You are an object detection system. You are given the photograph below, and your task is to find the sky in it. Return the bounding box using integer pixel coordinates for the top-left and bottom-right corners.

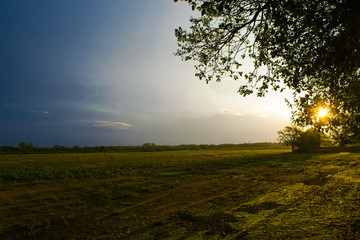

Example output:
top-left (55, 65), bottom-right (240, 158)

top-left (0, 0), bottom-right (292, 147)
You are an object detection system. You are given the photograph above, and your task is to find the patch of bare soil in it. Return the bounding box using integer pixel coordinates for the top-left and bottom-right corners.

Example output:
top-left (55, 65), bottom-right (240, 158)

top-left (237, 201), bottom-right (282, 214)
top-left (176, 211), bottom-right (237, 235)
top-left (303, 172), bottom-right (331, 186)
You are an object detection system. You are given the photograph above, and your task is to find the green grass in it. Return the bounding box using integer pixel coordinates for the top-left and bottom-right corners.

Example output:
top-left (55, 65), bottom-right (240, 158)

top-left (0, 148), bottom-right (359, 239)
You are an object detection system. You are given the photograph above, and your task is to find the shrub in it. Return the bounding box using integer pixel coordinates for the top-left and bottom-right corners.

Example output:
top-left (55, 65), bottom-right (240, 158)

top-left (298, 130), bottom-right (321, 152)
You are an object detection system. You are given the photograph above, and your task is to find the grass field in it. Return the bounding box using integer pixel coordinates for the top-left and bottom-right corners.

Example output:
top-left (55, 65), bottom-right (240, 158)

top-left (1, 147), bottom-right (359, 239)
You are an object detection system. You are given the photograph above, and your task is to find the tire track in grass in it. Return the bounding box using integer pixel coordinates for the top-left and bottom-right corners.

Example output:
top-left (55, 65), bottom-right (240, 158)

top-left (114, 176), bottom-right (250, 216)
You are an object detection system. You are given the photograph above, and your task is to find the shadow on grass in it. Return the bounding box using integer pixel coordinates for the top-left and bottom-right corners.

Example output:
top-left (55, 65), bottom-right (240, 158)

top-left (237, 201), bottom-right (283, 214)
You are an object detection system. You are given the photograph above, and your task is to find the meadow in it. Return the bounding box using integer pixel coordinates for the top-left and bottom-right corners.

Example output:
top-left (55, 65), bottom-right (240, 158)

top-left (0, 147), bottom-right (359, 239)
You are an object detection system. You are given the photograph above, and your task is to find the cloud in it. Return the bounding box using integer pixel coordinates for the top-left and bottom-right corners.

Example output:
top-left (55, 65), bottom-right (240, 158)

top-left (220, 108), bottom-right (243, 117)
top-left (93, 120), bottom-right (132, 130)
top-left (32, 110), bottom-right (50, 115)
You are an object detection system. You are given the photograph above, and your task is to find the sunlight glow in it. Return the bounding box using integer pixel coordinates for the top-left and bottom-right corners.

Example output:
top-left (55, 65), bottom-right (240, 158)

top-left (317, 108), bottom-right (328, 118)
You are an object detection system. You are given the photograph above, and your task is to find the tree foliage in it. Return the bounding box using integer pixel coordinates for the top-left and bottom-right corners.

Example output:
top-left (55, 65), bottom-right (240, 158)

top-left (0, 142), bottom-right (284, 154)
top-left (278, 126), bottom-right (323, 152)
top-left (277, 125), bottom-right (302, 152)
top-left (298, 129), bottom-right (321, 152)
top-left (175, 0), bottom-right (360, 143)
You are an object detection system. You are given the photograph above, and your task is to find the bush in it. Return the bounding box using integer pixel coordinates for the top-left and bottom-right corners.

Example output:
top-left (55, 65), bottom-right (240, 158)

top-left (298, 130), bottom-right (321, 152)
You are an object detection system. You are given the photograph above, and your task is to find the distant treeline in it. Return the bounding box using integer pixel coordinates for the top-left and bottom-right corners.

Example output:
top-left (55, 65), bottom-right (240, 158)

top-left (0, 142), bottom-right (285, 154)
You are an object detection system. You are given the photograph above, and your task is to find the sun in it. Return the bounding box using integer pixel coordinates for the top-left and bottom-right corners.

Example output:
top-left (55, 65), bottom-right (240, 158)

top-left (317, 107), bottom-right (328, 118)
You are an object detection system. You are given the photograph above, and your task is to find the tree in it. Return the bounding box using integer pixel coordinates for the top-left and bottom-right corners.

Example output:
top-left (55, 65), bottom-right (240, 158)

top-left (27, 142), bottom-right (35, 152)
top-left (19, 141), bottom-right (27, 153)
top-left (298, 129), bottom-right (321, 152)
top-left (141, 143), bottom-right (157, 152)
top-left (290, 77), bottom-right (360, 146)
top-left (277, 125), bottom-right (302, 152)
top-left (175, 0), bottom-right (360, 143)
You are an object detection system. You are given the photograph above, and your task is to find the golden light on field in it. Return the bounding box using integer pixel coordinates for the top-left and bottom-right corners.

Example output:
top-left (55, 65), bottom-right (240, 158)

top-left (317, 107), bottom-right (328, 118)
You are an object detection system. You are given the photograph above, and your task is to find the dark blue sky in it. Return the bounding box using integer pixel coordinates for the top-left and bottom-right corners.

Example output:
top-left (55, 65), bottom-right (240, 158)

top-left (0, 0), bottom-right (291, 147)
